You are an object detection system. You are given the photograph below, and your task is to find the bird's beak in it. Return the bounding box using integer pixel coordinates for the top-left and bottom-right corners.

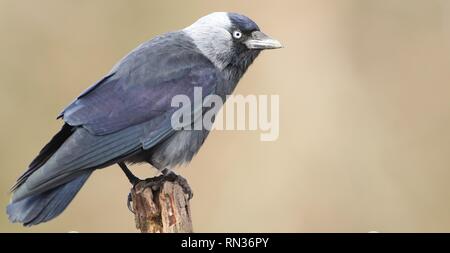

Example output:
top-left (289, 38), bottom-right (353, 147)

top-left (244, 31), bottom-right (283, 50)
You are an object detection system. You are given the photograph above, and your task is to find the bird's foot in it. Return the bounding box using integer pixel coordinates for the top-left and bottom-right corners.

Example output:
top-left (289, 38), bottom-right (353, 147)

top-left (126, 171), bottom-right (193, 214)
top-left (164, 172), bottom-right (194, 200)
top-left (140, 171), bottom-right (193, 200)
top-left (127, 192), bottom-right (134, 214)
top-left (129, 177), bottom-right (141, 187)
top-left (140, 175), bottom-right (165, 191)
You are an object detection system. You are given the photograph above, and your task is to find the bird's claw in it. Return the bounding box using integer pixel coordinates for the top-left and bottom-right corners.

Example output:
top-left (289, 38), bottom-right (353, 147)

top-left (127, 192), bottom-right (135, 214)
top-left (141, 172), bottom-right (194, 200)
top-left (141, 175), bottom-right (165, 191)
top-left (164, 172), bottom-right (194, 200)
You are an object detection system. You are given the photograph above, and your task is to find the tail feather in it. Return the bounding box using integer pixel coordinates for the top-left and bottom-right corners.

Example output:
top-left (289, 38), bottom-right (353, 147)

top-left (7, 121), bottom-right (149, 226)
top-left (7, 171), bottom-right (91, 226)
top-left (11, 124), bottom-right (74, 192)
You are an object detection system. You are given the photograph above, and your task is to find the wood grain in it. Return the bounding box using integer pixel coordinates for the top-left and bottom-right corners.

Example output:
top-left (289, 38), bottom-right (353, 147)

top-left (131, 180), bottom-right (193, 233)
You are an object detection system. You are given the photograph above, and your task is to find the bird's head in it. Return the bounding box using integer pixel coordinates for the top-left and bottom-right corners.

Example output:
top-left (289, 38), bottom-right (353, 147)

top-left (184, 12), bottom-right (282, 76)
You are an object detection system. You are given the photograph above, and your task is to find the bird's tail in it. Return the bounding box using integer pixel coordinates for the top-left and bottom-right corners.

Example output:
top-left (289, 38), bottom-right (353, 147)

top-left (6, 171), bottom-right (92, 226)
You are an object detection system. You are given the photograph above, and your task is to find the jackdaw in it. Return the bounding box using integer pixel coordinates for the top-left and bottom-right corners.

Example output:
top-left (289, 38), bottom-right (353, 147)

top-left (7, 12), bottom-right (282, 226)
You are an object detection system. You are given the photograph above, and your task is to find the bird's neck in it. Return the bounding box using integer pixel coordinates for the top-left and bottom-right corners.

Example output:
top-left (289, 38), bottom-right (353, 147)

top-left (220, 50), bottom-right (260, 94)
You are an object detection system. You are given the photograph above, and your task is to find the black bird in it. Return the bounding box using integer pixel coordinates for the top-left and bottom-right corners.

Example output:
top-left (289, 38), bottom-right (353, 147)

top-left (7, 12), bottom-right (282, 226)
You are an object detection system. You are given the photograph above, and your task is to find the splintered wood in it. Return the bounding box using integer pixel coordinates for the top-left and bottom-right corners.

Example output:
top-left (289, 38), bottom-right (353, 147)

top-left (130, 180), bottom-right (193, 233)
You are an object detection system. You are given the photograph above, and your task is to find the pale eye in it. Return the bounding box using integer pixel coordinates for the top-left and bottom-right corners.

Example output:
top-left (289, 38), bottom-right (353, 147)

top-left (233, 30), bottom-right (242, 39)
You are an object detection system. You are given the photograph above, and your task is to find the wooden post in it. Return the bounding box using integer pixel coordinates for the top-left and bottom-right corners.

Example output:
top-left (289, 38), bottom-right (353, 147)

top-left (130, 179), bottom-right (193, 233)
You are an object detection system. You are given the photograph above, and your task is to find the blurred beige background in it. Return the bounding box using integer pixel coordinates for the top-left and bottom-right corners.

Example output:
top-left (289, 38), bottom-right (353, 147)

top-left (1, 0), bottom-right (450, 232)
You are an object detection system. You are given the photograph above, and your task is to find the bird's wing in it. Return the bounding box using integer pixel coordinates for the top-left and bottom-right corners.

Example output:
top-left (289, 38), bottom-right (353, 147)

top-left (60, 32), bottom-right (221, 137)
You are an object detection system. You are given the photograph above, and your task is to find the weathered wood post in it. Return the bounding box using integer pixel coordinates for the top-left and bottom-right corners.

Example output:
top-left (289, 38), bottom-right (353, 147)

top-left (130, 179), bottom-right (193, 233)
